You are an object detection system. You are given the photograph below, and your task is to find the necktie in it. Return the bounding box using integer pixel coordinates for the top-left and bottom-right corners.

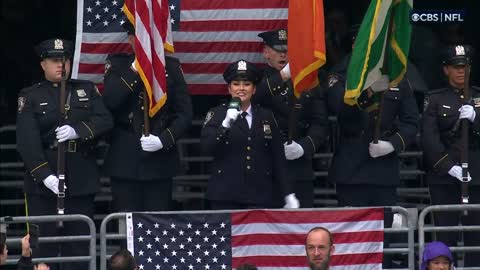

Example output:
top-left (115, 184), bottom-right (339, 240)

top-left (239, 111), bottom-right (249, 130)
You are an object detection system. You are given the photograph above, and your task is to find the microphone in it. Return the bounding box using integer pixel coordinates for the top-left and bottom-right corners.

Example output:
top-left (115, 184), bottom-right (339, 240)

top-left (228, 97), bottom-right (241, 110)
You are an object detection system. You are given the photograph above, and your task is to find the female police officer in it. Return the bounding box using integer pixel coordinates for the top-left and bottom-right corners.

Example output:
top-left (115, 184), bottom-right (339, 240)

top-left (16, 38), bottom-right (113, 269)
top-left (422, 45), bottom-right (480, 267)
top-left (201, 60), bottom-right (299, 209)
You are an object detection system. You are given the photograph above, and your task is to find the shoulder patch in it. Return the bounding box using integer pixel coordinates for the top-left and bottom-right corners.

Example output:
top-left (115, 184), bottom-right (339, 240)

top-left (18, 97), bottom-right (26, 113)
top-left (204, 111), bottom-right (214, 126)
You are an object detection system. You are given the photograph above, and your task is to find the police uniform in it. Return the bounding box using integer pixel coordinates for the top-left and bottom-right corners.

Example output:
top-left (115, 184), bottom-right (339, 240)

top-left (327, 58), bottom-right (419, 208)
top-left (422, 45), bottom-right (480, 267)
top-left (201, 60), bottom-right (290, 209)
top-left (102, 31), bottom-right (193, 211)
top-left (253, 29), bottom-right (328, 207)
top-left (16, 39), bottom-right (113, 269)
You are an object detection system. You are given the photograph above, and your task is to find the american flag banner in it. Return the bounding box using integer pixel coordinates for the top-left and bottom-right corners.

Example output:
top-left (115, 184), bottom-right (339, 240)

top-left (124, 0), bottom-right (172, 116)
top-left (126, 208), bottom-right (385, 270)
top-left (72, 0), bottom-right (288, 95)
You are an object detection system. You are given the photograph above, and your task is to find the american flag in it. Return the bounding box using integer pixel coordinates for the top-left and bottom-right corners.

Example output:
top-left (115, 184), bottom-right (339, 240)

top-left (126, 208), bottom-right (384, 270)
top-left (72, 0), bottom-right (288, 95)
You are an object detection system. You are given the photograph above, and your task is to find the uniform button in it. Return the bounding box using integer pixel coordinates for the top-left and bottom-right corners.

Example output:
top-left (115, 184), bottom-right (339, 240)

top-left (443, 114), bottom-right (447, 117)
top-left (217, 169), bottom-right (222, 173)
top-left (225, 141), bottom-right (229, 144)
top-left (246, 146), bottom-right (251, 151)
top-left (247, 137), bottom-right (251, 141)
top-left (246, 165), bottom-right (251, 170)
top-left (246, 156), bottom-right (251, 160)
top-left (131, 83), bottom-right (134, 86)
top-left (461, 95), bottom-right (464, 99)
top-left (216, 137), bottom-right (220, 140)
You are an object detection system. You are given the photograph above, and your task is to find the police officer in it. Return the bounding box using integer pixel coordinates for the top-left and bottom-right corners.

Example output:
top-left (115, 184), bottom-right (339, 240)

top-left (254, 29), bottom-right (328, 208)
top-left (102, 22), bottom-right (193, 212)
top-left (201, 60), bottom-right (299, 209)
top-left (16, 38), bottom-right (113, 270)
top-left (422, 45), bottom-right (480, 267)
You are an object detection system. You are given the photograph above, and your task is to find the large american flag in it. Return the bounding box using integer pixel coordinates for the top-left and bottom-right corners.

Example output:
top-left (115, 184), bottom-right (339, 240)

top-left (72, 0), bottom-right (288, 95)
top-left (126, 208), bottom-right (384, 270)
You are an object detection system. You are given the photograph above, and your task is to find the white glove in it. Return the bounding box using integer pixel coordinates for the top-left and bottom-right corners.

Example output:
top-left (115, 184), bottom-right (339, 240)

top-left (43, 175), bottom-right (59, 194)
top-left (459, 105), bottom-right (476, 122)
top-left (221, 109), bottom-right (241, 128)
top-left (369, 140), bottom-right (395, 158)
top-left (283, 193), bottom-right (300, 208)
top-left (369, 75), bottom-right (389, 93)
top-left (55, 125), bottom-right (79, 143)
top-left (284, 141), bottom-right (304, 160)
top-left (280, 63), bottom-right (291, 80)
top-left (448, 165), bottom-right (472, 182)
top-left (140, 134), bottom-right (163, 152)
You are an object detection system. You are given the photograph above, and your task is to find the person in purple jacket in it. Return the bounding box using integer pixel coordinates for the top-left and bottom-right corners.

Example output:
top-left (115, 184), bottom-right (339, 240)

top-left (421, 241), bottom-right (455, 270)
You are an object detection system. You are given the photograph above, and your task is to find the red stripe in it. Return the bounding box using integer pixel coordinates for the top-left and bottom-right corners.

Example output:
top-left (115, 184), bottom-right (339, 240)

top-left (175, 41), bottom-right (263, 53)
top-left (78, 63), bottom-right (104, 74)
top-left (232, 253), bottom-right (383, 267)
top-left (331, 252), bottom-right (383, 266)
top-left (182, 63), bottom-right (267, 74)
top-left (188, 84), bottom-right (228, 95)
top-left (231, 231), bottom-right (384, 246)
top-left (81, 43), bottom-right (132, 54)
top-left (181, 0), bottom-right (288, 10)
top-left (179, 20), bottom-right (287, 32)
top-left (232, 209), bottom-right (384, 224)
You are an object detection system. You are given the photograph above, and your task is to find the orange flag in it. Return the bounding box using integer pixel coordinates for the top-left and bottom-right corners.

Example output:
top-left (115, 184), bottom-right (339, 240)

top-left (288, 0), bottom-right (326, 97)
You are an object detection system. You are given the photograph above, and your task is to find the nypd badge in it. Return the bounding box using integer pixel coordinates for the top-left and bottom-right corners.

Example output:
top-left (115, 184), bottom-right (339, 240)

top-left (76, 89), bottom-right (87, 97)
top-left (17, 97), bottom-right (26, 112)
top-left (54, 39), bottom-right (64, 50)
top-left (204, 111), bottom-right (214, 126)
top-left (278, 29), bottom-right (287, 40)
top-left (473, 97), bottom-right (480, 108)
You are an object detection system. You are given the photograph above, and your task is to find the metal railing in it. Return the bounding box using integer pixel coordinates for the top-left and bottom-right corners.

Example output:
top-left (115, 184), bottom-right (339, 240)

top-left (0, 214), bottom-right (96, 270)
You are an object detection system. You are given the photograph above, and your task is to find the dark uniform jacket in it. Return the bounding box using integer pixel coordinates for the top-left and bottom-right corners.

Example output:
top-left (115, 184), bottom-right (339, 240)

top-left (422, 85), bottom-right (480, 185)
top-left (102, 54), bottom-right (193, 180)
top-left (201, 104), bottom-right (290, 206)
top-left (327, 73), bottom-right (419, 186)
top-left (16, 79), bottom-right (113, 196)
top-left (253, 65), bottom-right (328, 181)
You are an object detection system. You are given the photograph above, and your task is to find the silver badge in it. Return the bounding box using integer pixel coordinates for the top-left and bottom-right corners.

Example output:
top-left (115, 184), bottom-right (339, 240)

top-left (263, 124), bottom-right (271, 134)
top-left (17, 97), bottom-right (26, 112)
top-left (204, 111), bottom-right (214, 126)
top-left (237, 60), bottom-right (247, 71)
top-left (278, 29), bottom-right (287, 40)
top-left (455, 45), bottom-right (465, 56)
top-left (474, 97), bottom-right (480, 107)
top-left (54, 39), bottom-right (64, 50)
top-left (76, 89), bottom-right (87, 97)
top-left (328, 75), bottom-right (338, 88)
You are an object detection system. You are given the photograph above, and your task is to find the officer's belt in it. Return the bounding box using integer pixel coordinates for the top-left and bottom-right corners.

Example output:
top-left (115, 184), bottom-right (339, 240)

top-left (47, 140), bottom-right (90, 153)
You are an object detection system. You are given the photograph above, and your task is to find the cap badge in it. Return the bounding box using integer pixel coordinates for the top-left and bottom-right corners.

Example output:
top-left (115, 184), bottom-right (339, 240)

top-left (237, 60), bottom-right (247, 71)
top-left (278, 29), bottom-right (287, 40)
top-left (455, 45), bottom-right (465, 56)
top-left (54, 39), bottom-right (64, 50)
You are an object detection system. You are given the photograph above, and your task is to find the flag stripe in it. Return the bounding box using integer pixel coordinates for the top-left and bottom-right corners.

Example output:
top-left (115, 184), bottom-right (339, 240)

top-left (174, 41), bottom-right (263, 53)
top-left (232, 242), bottom-right (383, 256)
top-left (231, 209), bottom-right (384, 224)
top-left (231, 231), bottom-right (384, 246)
top-left (180, 9), bottom-right (287, 21)
top-left (181, 0), bottom-right (288, 10)
top-left (178, 19), bottom-right (288, 32)
top-left (81, 42), bottom-right (132, 54)
top-left (232, 253), bottom-right (383, 267)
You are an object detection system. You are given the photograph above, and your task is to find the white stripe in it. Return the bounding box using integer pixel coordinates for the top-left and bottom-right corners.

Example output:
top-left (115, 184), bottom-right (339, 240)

top-left (184, 74), bottom-right (225, 84)
top-left (173, 31), bottom-right (266, 42)
top-left (174, 52), bottom-right (263, 63)
top-left (79, 53), bottom-right (108, 64)
top-left (254, 268), bottom-right (309, 270)
top-left (181, 8), bottom-right (288, 21)
top-left (81, 32), bottom-right (129, 43)
top-left (372, 0), bottom-right (391, 40)
top-left (77, 73), bottom-right (103, 83)
top-left (331, 264), bottom-right (382, 270)
top-left (72, 0), bottom-right (85, 79)
top-left (232, 221), bottom-right (384, 235)
top-left (232, 242), bottom-right (382, 257)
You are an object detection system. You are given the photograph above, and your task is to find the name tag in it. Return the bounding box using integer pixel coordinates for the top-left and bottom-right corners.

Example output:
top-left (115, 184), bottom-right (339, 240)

top-left (79, 98), bottom-right (89, 102)
top-left (40, 103), bottom-right (48, 106)
top-left (389, 87), bottom-right (399, 91)
top-left (442, 105), bottom-right (451, 109)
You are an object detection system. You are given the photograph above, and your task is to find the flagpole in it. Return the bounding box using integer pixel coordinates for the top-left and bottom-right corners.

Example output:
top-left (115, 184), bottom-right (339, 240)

top-left (460, 63), bottom-right (470, 212)
top-left (143, 89), bottom-right (150, 136)
top-left (373, 3), bottom-right (396, 143)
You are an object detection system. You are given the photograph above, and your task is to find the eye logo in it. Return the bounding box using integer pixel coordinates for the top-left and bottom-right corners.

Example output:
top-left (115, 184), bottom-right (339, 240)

top-left (411, 13), bottom-right (420, 22)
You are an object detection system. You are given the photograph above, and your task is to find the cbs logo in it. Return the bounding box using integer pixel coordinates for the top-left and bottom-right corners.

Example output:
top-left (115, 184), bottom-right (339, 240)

top-left (411, 13), bottom-right (439, 22)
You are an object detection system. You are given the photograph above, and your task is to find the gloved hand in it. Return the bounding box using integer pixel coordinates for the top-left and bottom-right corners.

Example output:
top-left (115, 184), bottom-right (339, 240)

top-left (43, 175), bottom-right (59, 194)
top-left (280, 63), bottom-right (291, 80)
top-left (369, 140), bottom-right (395, 158)
top-left (221, 109), bottom-right (241, 128)
top-left (448, 165), bottom-right (472, 182)
top-left (459, 105), bottom-right (476, 123)
top-left (284, 141), bottom-right (304, 160)
top-left (369, 75), bottom-right (389, 93)
top-left (140, 134), bottom-right (163, 152)
top-left (55, 125), bottom-right (79, 142)
top-left (283, 193), bottom-right (300, 208)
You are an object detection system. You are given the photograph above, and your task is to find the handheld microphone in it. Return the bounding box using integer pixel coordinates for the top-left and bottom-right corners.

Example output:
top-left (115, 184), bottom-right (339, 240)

top-left (228, 97), bottom-right (241, 110)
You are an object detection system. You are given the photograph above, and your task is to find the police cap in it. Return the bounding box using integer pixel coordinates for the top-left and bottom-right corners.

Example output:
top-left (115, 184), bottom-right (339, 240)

top-left (223, 60), bottom-right (261, 84)
top-left (258, 29), bottom-right (288, 52)
top-left (35, 39), bottom-right (73, 59)
top-left (442, 45), bottom-right (474, 66)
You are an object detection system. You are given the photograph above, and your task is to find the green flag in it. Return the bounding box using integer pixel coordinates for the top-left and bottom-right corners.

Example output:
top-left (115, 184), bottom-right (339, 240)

top-left (344, 0), bottom-right (412, 107)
